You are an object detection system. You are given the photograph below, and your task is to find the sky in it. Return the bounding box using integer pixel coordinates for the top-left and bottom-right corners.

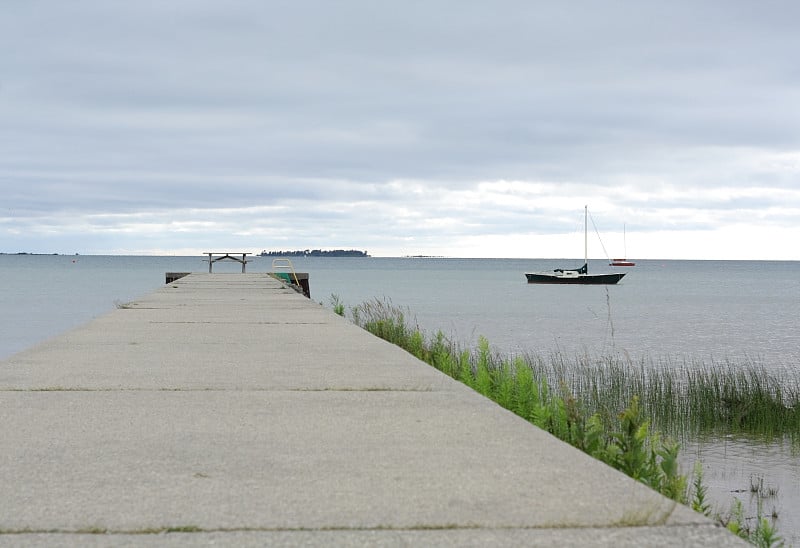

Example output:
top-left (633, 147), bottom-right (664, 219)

top-left (2, 1), bottom-right (799, 260)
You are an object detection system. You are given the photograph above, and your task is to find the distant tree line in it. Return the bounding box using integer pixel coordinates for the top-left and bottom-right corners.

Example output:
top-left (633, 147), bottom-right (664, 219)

top-left (259, 249), bottom-right (369, 257)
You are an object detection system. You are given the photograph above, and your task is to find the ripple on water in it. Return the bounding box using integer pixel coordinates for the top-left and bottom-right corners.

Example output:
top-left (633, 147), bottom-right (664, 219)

top-left (682, 435), bottom-right (800, 545)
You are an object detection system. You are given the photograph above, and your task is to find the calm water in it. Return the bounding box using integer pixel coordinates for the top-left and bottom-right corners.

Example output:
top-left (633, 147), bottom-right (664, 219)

top-left (2, 254), bottom-right (799, 541)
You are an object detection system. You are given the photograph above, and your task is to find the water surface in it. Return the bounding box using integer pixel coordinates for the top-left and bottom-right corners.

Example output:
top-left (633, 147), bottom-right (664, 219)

top-left (2, 254), bottom-right (798, 543)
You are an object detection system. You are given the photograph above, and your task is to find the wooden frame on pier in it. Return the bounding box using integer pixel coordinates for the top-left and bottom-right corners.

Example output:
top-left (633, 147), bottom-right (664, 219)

top-left (203, 252), bottom-right (251, 273)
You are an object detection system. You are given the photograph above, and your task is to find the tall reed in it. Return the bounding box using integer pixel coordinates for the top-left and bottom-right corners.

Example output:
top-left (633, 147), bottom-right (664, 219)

top-left (350, 297), bottom-right (800, 439)
top-left (513, 350), bottom-right (799, 440)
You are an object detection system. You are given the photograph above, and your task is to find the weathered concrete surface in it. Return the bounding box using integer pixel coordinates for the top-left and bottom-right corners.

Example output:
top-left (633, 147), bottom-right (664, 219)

top-left (0, 273), bottom-right (744, 546)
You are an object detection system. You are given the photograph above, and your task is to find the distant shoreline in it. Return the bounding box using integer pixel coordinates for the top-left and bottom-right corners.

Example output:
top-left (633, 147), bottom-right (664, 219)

top-left (0, 252), bottom-right (66, 256)
top-left (259, 249), bottom-right (369, 257)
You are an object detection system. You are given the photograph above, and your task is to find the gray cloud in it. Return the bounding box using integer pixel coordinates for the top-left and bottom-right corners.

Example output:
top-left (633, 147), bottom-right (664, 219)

top-left (2, 1), bottom-right (799, 257)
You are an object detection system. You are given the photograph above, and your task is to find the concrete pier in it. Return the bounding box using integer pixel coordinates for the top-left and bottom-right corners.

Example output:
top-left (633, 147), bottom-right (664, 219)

top-left (0, 274), bottom-right (744, 546)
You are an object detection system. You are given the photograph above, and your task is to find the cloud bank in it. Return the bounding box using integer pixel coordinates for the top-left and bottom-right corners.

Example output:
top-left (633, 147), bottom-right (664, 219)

top-left (2, 1), bottom-right (799, 258)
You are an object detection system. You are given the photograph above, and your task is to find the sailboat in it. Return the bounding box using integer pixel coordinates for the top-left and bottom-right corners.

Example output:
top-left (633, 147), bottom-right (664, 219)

top-left (610, 224), bottom-right (635, 267)
top-left (525, 206), bottom-right (626, 285)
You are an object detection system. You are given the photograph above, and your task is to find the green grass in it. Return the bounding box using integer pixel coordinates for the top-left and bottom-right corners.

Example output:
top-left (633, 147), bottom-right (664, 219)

top-left (344, 297), bottom-right (791, 545)
top-left (351, 298), bottom-right (800, 439)
top-left (328, 294), bottom-right (346, 316)
top-left (350, 298), bottom-right (689, 502)
top-left (558, 356), bottom-right (798, 440)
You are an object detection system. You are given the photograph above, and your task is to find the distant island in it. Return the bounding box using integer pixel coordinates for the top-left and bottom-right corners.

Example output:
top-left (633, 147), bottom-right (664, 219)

top-left (259, 249), bottom-right (369, 257)
top-left (0, 252), bottom-right (63, 256)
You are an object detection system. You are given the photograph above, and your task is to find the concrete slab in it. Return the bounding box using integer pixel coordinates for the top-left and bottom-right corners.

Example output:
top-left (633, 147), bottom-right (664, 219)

top-left (0, 274), bottom-right (745, 546)
top-left (0, 526), bottom-right (745, 548)
top-left (1, 275), bottom-right (450, 392)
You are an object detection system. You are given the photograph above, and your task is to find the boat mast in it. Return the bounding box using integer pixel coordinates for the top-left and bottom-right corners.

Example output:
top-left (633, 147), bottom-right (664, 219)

top-left (584, 205), bottom-right (588, 267)
top-left (623, 223), bottom-right (627, 258)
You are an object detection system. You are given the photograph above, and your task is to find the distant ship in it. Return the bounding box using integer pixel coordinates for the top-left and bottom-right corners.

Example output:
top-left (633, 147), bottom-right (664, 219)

top-left (610, 259), bottom-right (635, 267)
top-left (609, 224), bottom-right (635, 267)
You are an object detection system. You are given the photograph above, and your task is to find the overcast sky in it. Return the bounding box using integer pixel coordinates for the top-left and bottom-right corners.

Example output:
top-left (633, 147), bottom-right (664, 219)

top-left (2, 1), bottom-right (799, 259)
